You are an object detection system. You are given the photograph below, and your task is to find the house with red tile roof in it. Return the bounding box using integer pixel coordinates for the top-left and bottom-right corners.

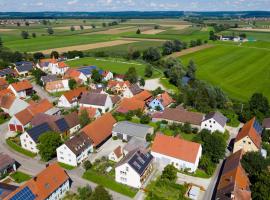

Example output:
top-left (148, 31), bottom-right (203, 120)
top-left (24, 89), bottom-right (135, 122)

top-left (216, 150), bottom-right (251, 200)
top-left (36, 58), bottom-right (57, 72)
top-left (8, 99), bottom-right (54, 132)
top-left (116, 97), bottom-right (145, 114)
top-left (148, 92), bottom-right (174, 111)
top-left (8, 80), bottom-right (33, 98)
top-left (58, 87), bottom-right (87, 108)
top-left (81, 113), bottom-right (116, 148)
top-left (0, 94), bottom-right (29, 116)
top-left (133, 90), bottom-right (152, 102)
top-left (45, 79), bottom-right (70, 93)
top-left (49, 61), bottom-right (69, 75)
top-left (0, 77), bottom-right (8, 90)
top-left (64, 69), bottom-right (88, 84)
top-left (107, 80), bottom-right (130, 94)
top-left (151, 133), bottom-right (202, 172)
top-left (233, 117), bottom-right (262, 153)
top-left (79, 106), bottom-right (101, 119)
top-left (109, 146), bottom-right (123, 162)
top-left (5, 163), bottom-right (71, 200)
top-left (102, 70), bottom-right (113, 81)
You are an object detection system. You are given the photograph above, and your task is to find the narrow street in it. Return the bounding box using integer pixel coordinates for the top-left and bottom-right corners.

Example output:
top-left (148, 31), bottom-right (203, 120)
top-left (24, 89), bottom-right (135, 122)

top-left (31, 82), bottom-right (56, 102)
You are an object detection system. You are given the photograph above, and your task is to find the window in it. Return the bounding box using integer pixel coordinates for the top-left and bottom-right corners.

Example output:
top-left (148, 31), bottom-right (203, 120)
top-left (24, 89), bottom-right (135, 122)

top-left (209, 120), bottom-right (211, 123)
top-left (126, 166), bottom-right (129, 172)
top-left (213, 121), bottom-right (216, 124)
top-left (248, 142), bottom-right (251, 145)
top-left (243, 140), bottom-right (246, 143)
top-left (210, 125), bottom-right (212, 128)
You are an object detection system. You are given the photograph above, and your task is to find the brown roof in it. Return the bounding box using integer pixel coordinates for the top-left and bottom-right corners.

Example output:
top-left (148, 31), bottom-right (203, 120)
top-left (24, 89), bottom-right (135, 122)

top-left (0, 94), bottom-right (16, 109)
top-left (133, 90), bottom-right (152, 101)
top-left (129, 84), bottom-right (143, 95)
top-left (216, 150), bottom-right (251, 200)
top-left (64, 112), bottom-right (80, 128)
top-left (152, 107), bottom-right (203, 126)
top-left (10, 80), bottom-right (33, 92)
top-left (82, 113), bottom-right (116, 147)
top-left (235, 118), bottom-right (261, 148)
top-left (0, 153), bottom-right (16, 171)
top-left (5, 163), bottom-right (70, 200)
top-left (65, 133), bottom-right (92, 156)
top-left (79, 92), bottom-right (108, 106)
top-left (111, 95), bottom-right (121, 105)
top-left (79, 106), bottom-right (98, 119)
top-left (45, 80), bottom-right (65, 91)
top-left (113, 146), bottom-right (123, 159)
top-left (156, 92), bottom-right (174, 107)
top-left (31, 113), bottom-right (60, 127)
top-left (152, 133), bottom-right (201, 163)
top-left (63, 87), bottom-right (87, 103)
top-left (262, 117), bottom-right (270, 128)
top-left (117, 98), bottom-right (145, 113)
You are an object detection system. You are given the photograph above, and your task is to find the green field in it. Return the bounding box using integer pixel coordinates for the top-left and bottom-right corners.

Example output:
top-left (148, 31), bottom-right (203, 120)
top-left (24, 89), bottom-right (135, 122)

top-left (180, 44), bottom-right (270, 101)
top-left (66, 57), bottom-right (162, 78)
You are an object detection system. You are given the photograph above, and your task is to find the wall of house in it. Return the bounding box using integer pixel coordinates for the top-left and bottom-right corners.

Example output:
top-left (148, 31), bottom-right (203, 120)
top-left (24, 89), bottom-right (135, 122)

top-left (9, 86), bottom-right (27, 98)
top-left (149, 99), bottom-right (164, 111)
top-left (57, 144), bottom-right (78, 166)
top-left (76, 146), bottom-right (93, 164)
top-left (123, 88), bottom-right (133, 98)
top-left (201, 118), bottom-right (225, 133)
top-left (69, 124), bottom-right (81, 135)
top-left (233, 136), bottom-right (259, 153)
top-left (20, 132), bottom-right (38, 153)
top-left (46, 180), bottom-right (70, 200)
top-left (115, 163), bottom-right (141, 188)
top-left (79, 96), bottom-right (113, 113)
top-left (152, 118), bottom-right (201, 130)
top-left (57, 96), bottom-right (72, 108)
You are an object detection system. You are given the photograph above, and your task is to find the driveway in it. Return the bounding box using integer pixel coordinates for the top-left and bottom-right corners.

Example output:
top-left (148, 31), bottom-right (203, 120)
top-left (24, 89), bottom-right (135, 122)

top-left (142, 78), bottom-right (165, 91)
top-left (31, 82), bottom-right (56, 102)
top-left (177, 173), bottom-right (210, 190)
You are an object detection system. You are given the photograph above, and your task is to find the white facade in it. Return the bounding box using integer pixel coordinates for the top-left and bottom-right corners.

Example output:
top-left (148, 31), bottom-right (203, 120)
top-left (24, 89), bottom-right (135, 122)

top-left (8, 85), bottom-right (27, 98)
top-left (20, 132), bottom-right (38, 153)
top-left (49, 63), bottom-right (69, 75)
top-left (108, 151), bottom-right (123, 162)
top-left (201, 118), bottom-right (225, 133)
top-left (103, 71), bottom-right (114, 81)
top-left (69, 124), bottom-right (81, 135)
top-left (123, 88), bottom-right (134, 98)
top-left (151, 145), bottom-right (202, 173)
top-left (46, 180), bottom-right (70, 200)
top-left (79, 95), bottom-right (113, 113)
top-left (57, 95), bottom-right (74, 108)
top-left (56, 144), bottom-right (93, 167)
top-left (1, 98), bottom-right (29, 116)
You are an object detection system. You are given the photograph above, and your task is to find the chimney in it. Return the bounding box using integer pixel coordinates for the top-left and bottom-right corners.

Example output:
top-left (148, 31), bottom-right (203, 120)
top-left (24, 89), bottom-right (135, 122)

top-left (45, 163), bottom-right (50, 168)
top-left (33, 176), bottom-right (37, 181)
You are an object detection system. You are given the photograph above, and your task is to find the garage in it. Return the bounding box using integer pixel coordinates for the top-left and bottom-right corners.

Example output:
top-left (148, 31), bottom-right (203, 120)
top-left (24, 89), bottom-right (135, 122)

top-left (16, 125), bottom-right (23, 132)
top-left (9, 124), bottom-right (15, 131)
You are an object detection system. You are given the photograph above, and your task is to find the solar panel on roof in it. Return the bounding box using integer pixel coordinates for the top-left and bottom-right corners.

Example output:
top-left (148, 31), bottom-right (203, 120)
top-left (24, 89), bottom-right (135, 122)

top-left (27, 123), bottom-right (52, 142)
top-left (55, 118), bottom-right (69, 132)
top-left (10, 186), bottom-right (36, 200)
top-left (253, 120), bottom-right (263, 135)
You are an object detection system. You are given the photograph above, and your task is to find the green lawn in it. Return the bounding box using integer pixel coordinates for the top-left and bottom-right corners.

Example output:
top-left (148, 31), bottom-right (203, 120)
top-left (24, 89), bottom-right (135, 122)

top-left (10, 171), bottom-right (31, 183)
top-left (180, 44), bottom-right (270, 101)
top-left (58, 162), bottom-right (76, 170)
top-left (66, 57), bottom-right (161, 78)
top-left (6, 139), bottom-right (36, 158)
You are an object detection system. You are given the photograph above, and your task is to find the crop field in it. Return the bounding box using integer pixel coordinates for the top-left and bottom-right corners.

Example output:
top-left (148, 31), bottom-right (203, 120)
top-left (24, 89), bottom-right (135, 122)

top-left (180, 44), bottom-right (270, 100)
top-left (66, 57), bottom-right (162, 78)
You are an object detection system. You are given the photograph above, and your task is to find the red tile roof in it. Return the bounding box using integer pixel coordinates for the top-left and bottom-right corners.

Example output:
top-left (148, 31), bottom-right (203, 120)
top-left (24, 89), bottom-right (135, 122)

top-left (133, 90), bottom-right (152, 102)
top-left (235, 117), bottom-right (261, 148)
top-left (82, 113), bottom-right (116, 147)
top-left (151, 133), bottom-right (201, 163)
top-left (10, 80), bottom-right (33, 92)
top-left (107, 80), bottom-right (130, 88)
top-left (0, 78), bottom-right (8, 89)
top-left (0, 95), bottom-right (16, 109)
top-left (156, 92), bottom-right (174, 107)
top-left (117, 98), bottom-right (145, 113)
top-left (113, 146), bottom-right (123, 159)
top-left (0, 89), bottom-right (14, 96)
top-left (58, 62), bottom-right (68, 68)
top-left (63, 87), bottom-right (87, 103)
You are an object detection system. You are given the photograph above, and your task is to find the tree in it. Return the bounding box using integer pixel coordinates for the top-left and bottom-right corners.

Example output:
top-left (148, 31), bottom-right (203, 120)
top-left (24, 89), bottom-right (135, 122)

top-left (146, 133), bottom-right (153, 142)
top-left (25, 21), bottom-right (30, 26)
top-left (38, 131), bottom-right (62, 161)
top-left (91, 24), bottom-right (96, 29)
top-left (173, 40), bottom-right (183, 52)
top-left (80, 25), bottom-right (84, 30)
top-left (140, 114), bottom-right (150, 124)
top-left (70, 26), bottom-right (75, 31)
top-left (32, 32), bottom-right (36, 38)
top-left (90, 185), bottom-right (112, 200)
top-left (102, 22), bottom-right (107, 27)
top-left (31, 68), bottom-right (46, 86)
top-left (21, 31), bottom-right (29, 39)
top-left (154, 25), bottom-right (159, 29)
top-left (16, 22), bottom-right (21, 27)
top-left (47, 27), bottom-right (54, 35)
top-left (132, 50), bottom-right (141, 59)
top-left (186, 60), bottom-right (196, 80)
top-left (50, 51), bottom-right (59, 59)
top-left (144, 65), bottom-right (153, 78)
top-left (162, 41), bottom-right (174, 55)
top-left (209, 31), bottom-right (217, 41)
top-left (136, 29), bottom-right (141, 34)
top-left (190, 40), bottom-right (197, 47)
top-left (143, 47), bottom-right (161, 62)
top-left (33, 52), bottom-right (45, 60)
top-left (77, 185), bottom-right (92, 200)
top-left (139, 78), bottom-right (145, 87)
top-left (262, 129), bottom-right (270, 142)
top-left (91, 69), bottom-right (102, 83)
top-left (199, 155), bottom-right (215, 175)
top-left (124, 67), bottom-right (138, 84)
top-left (68, 79), bottom-right (77, 90)
top-left (251, 170), bottom-right (270, 200)
top-left (79, 109), bottom-right (91, 128)
top-left (182, 123), bottom-right (192, 133)
top-left (83, 161), bottom-right (92, 171)
top-left (161, 164), bottom-right (177, 182)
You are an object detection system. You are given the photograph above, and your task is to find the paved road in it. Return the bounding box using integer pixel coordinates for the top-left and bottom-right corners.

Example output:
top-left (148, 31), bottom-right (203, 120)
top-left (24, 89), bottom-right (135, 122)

top-left (31, 82), bottom-right (56, 102)
top-left (0, 122), bottom-right (132, 200)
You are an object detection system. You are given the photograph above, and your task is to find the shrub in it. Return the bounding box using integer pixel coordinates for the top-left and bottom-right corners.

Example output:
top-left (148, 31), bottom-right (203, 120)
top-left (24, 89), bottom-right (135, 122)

top-left (83, 160), bottom-right (92, 170)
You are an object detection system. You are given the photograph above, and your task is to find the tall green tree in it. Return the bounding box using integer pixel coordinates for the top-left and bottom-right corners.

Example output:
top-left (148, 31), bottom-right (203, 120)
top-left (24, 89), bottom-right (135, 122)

top-left (47, 27), bottom-right (54, 35)
top-left (90, 185), bottom-right (112, 200)
top-left (162, 41), bottom-right (174, 55)
top-left (68, 79), bottom-right (77, 90)
top-left (124, 67), bottom-right (138, 84)
top-left (186, 60), bottom-right (196, 80)
top-left (79, 109), bottom-right (91, 128)
top-left (144, 65), bottom-right (153, 78)
top-left (51, 51), bottom-right (59, 59)
top-left (21, 31), bottom-right (29, 39)
top-left (77, 185), bottom-right (92, 200)
top-left (161, 164), bottom-right (177, 182)
top-left (143, 47), bottom-right (161, 62)
top-left (91, 69), bottom-right (102, 83)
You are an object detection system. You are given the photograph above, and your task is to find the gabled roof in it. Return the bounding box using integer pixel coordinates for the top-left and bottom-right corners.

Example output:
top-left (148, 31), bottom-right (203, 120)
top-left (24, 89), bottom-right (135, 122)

top-left (65, 133), bottom-right (92, 156)
top-left (0, 77), bottom-right (8, 87)
top-left (41, 75), bottom-right (58, 84)
top-left (62, 87), bottom-right (87, 103)
top-left (152, 133), bottom-right (201, 164)
top-left (10, 80), bottom-right (33, 92)
top-left (0, 183), bottom-right (18, 200)
top-left (81, 113), bottom-right (116, 147)
top-left (0, 153), bottom-right (16, 171)
top-left (113, 146), bottom-right (123, 159)
top-left (235, 117), bottom-right (262, 148)
top-left (79, 106), bottom-right (98, 119)
top-left (39, 58), bottom-right (57, 64)
top-left (128, 84), bottom-right (143, 95)
top-left (156, 92), bottom-right (174, 107)
top-left (203, 111), bottom-right (227, 127)
top-left (117, 98), bottom-right (145, 113)
top-left (0, 94), bottom-right (16, 109)
top-left (107, 80), bottom-right (130, 88)
top-left (6, 163), bottom-right (70, 200)
top-left (79, 92), bottom-right (108, 106)
top-left (76, 66), bottom-right (97, 76)
top-left (111, 95), bottom-right (121, 105)
top-left (27, 122), bottom-right (52, 143)
top-left (15, 61), bottom-right (34, 72)
top-left (123, 137), bottom-right (149, 153)
top-left (116, 149), bottom-right (153, 176)
top-left (0, 68), bottom-right (17, 77)
top-left (262, 117), bottom-right (270, 129)
top-left (133, 90), bottom-right (152, 102)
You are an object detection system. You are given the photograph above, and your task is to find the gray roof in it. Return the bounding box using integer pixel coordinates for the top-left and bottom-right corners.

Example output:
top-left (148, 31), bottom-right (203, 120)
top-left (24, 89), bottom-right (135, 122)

top-left (15, 62), bottom-right (34, 73)
top-left (65, 133), bottom-right (92, 156)
top-left (41, 75), bottom-right (58, 84)
top-left (117, 149), bottom-right (153, 176)
top-left (112, 121), bottom-right (153, 139)
top-left (123, 137), bottom-right (149, 153)
top-left (79, 92), bottom-right (108, 106)
top-left (0, 153), bottom-right (16, 171)
top-left (129, 84), bottom-right (142, 95)
top-left (204, 111), bottom-right (227, 127)
top-left (262, 118), bottom-right (270, 128)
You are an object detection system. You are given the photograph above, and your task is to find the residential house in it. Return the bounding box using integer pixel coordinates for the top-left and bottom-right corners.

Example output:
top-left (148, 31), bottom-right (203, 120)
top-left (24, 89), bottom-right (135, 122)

top-left (116, 98), bottom-right (145, 114)
top-left (102, 70), bottom-right (113, 81)
top-left (5, 163), bottom-right (71, 200)
top-left (0, 153), bottom-right (17, 177)
top-left (133, 90), bottom-right (152, 102)
top-left (45, 79), bottom-right (70, 93)
top-left (233, 118), bottom-right (262, 153)
top-left (57, 133), bottom-right (93, 167)
top-left (0, 68), bottom-right (17, 78)
top-left (148, 92), bottom-right (173, 111)
top-left (79, 106), bottom-right (101, 119)
top-left (262, 117), bottom-right (270, 130)
top-left (123, 84), bottom-right (143, 98)
top-left (107, 80), bottom-right (130, 94)
top-left (81, 113), bottom-right (116, 148)
top-left (58, 87), bottom-right (87, 108)
top-left (0, 77), bottom-right (8, 90)
top-left (115, 149), bottom-right (153, 188)
top-left (49, 62), bottom-right (69, 75)
top-left (151, 133), bottom-right (202, 172)
top-left (201, 111), bottom-right (227, 133)
top-left (215, 150), bottom-right (251, 200)
top-left (14, 61), bottom-right (34, 76)
top-left (123, 137), bottom-right (149, 155)
top-left (41, 74), bottom-right (58, 86)
top-left (109, 146), bottom-right (124, 162)
top-left (8, 80), bottom-right (33, 98)
top-left (36, 58), bottom-right (57, 72)
top-left (79, 92), bottom-right (113, 113)
top-left (76, 66), bottom-right (99, 79)
top-left (0, 95), bottom-right (29, 116)
top-left (152, 106), bottom-right (204, 129)
top-left (111, 95), bottom-right (121, 106)
top-left (112, 121), bottom-right (154, 141)
top-left (0, 183), bottom-right (18, 199)
top-left (8, 99), bottom-right (54, 132)
top-left (64, 69), bottom-right (88, 84)
top-left (114, 74), bottom-right (125, 82)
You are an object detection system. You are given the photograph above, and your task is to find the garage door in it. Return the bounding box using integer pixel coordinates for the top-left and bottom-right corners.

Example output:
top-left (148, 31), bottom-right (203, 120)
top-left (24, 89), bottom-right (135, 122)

top-left (9, 124), bottom-right (16, 131)
top-left (16, 125), bottom-right (23, 132)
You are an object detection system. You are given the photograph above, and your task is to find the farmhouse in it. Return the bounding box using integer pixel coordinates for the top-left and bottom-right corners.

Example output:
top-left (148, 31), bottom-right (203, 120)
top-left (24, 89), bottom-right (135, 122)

top-left (151, 133), bottom-right (202, 172)
top-left (58, 87), bottom-right (87, 108)
top-left (123, 84), bottom-right (143, 98)
top-left (233, 118), bottom-right (262, 153)
top-left (64, 69), bottom-right (88, 84)
top-left (76, 66), bottom-right (101, 78)
top-left (107, 80), bottom-right (130, 94)
top-left (8, 80), bottom-right (33, 98)
top-left (115, 149), bottom-right (154, 188)
top-left (57, 133), bottom-right (93, 167)
top-left (37, 58), bottom-right (57, 72)
top-left (152, 106), bottom-right (204, 128)
top-left (201, 111), bottom-right (227, 133)
top-left (116, 98), bottom-right (145, 113)
top-left (216, 150), bottom-right (251, 200)
top-left (148, 92), bottom-right (173, 111)
top-left (81, 113), bottom-right (116, 148)
top-left (0, 94), bottom-right (29, 116)
top-left (112, 121), bottom-right (154, 141)
top-left (49, 61), bottom-right (69, 75)
top-left (133, 90), bottom-right (152, 102)
top-left (5, 163), bottom-right (71, 200)
top-left (79, 92), bottom-right (113, 113)
top-left (45, 79), bottom-right (70, 93)
top-left (14, 61), bottom-right (34, 76)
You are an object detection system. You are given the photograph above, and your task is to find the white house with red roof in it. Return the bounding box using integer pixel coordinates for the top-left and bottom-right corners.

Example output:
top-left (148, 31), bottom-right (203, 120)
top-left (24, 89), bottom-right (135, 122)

top-left (102, 70), bottom-right (113, 81)
top-left (8, 80), bottom-right (33, 98)
top-left (36, 58), bottom-right (57, 72)
top-left (49, 62), bottom-right (69, 75)
top-left (151, 133), bottom-right (202, 172)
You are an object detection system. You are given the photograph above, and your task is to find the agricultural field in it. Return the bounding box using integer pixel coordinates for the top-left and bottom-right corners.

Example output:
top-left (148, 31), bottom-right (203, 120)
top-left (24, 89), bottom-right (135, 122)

top-left (180, 44), bottom-right (270, 100)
